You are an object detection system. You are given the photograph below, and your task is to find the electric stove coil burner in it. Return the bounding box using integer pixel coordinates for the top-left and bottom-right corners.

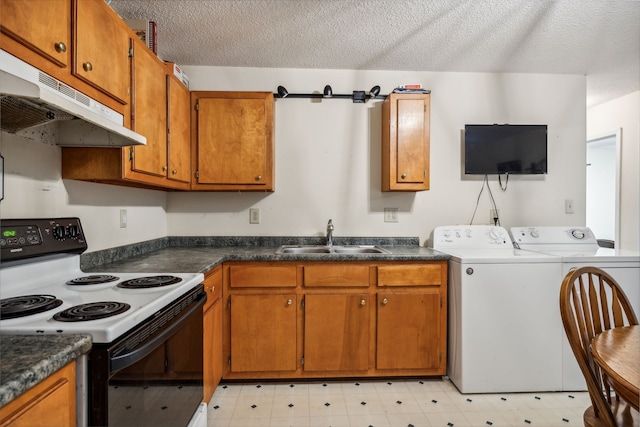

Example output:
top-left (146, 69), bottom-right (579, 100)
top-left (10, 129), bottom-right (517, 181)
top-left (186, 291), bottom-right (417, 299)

top-left (0, 295), bottom-right (64, 320)
top-left (53, 301), bottom-right (131, 322)
top-left (66, 275), bottom-right (120, 286)
top-left (117, 275), bottom-right (182, 289)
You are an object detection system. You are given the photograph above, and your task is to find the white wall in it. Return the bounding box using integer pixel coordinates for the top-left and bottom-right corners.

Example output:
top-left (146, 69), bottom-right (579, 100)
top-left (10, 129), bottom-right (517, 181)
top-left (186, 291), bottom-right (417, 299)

top-left (0, 130), bottom-right (168, 252)
top-left (0, 68), bottom-right (588, 250)
top-left (587, 91), bottom-right (640, 251)
top-left (168, 67), bottom-right (587, 244)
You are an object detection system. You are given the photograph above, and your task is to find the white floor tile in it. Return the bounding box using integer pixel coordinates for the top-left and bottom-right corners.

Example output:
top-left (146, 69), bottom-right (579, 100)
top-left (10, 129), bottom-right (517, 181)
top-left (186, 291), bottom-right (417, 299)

top-left (208, 378), bottom-right (590, 427)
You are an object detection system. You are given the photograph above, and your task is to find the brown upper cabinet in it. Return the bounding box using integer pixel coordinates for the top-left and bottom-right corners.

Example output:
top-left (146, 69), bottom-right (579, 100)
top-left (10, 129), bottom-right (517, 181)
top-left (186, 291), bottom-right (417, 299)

top-left (191, 91), bottom-right (275, 191)
top-left (0, 0), bottom-right (71, 69)
top-left (382, 93), bottom-right (430, 191)
top-left (73, 0), bottom-right (131, 104)
top-left (1, 0), bottom-right (129, 116)
top-left (62, 39), bottom-right (191, 190)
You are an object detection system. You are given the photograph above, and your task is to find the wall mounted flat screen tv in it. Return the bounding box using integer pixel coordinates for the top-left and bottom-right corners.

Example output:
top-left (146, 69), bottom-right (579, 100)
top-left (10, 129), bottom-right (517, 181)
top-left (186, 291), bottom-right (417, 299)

top-left (464, 124), bottom-right (548, 175)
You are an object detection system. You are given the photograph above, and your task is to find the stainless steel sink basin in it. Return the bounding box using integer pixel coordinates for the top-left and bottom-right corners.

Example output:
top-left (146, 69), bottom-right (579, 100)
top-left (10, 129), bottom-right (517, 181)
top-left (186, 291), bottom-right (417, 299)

top-left (276, 245), bottom-right (390, 255)
top-left (332, 246), bottom-right (390, 254)
top-left (278, 246), bottom-right (331, 254)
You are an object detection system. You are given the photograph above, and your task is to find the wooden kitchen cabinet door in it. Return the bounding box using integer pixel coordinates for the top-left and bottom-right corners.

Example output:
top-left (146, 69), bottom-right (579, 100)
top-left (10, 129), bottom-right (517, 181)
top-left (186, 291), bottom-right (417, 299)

top-left (166, 72), bottom-right (191, 184)
top-left (376, 291), bottom-right (443, 372)
top-left (303, 294), bottom-right (369, 372)
top-left (73, 0), bottom-right (131, 104)
top-left (382, 93), bottom-right (430, 191)
top-left (192, 92), bottom-right (274, 191)
top-left (128, 42), bottom-right (167, 178)
top-left (0, 362), bottom-right (76, 427)
top-left (229, 294), bottom-right (296, 373)
top-left (0, 0), bottom-right (71, 69)
top-left (203, 267), bottom-right (223, 402)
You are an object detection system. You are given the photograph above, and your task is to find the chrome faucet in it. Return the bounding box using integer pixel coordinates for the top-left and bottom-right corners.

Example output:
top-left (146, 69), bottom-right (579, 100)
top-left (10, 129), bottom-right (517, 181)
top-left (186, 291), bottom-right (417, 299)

top-left (326, 219), bottom-right (334, 247)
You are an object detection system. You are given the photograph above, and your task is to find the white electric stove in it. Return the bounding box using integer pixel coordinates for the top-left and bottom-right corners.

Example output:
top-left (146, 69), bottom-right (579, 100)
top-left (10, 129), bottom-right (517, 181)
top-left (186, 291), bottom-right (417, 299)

top-left (0, 218), bottom-right (207, 427)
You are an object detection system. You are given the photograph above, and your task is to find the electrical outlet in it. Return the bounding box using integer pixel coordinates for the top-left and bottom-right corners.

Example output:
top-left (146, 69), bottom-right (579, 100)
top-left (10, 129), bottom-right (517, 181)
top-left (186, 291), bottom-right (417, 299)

top-left (249, 208), bottom-right (260, 224)
top-left (565, 199), bottom-right (575, 214)
top-left (490, 209), bottom-right (499, 224)
top-left (384, 208), bottom-right (398, 223)
top-left (120, 209), bottom-right (127, 228)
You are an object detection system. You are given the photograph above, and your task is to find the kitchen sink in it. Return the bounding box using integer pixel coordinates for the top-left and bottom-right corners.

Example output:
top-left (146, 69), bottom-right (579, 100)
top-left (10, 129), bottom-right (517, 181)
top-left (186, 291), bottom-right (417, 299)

top-left (276, 245), bottom-right (390, 255)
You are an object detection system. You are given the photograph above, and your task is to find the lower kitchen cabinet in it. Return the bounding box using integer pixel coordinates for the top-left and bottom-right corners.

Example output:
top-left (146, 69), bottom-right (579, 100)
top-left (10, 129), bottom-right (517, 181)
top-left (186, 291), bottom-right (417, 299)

top-left (203, 266), bottom-right (223, 403)
top-left (303, 294), bottom-right (369, 372)
top-left (376, 291), bottom-right (443, 370)
top-left (229, 294), bottom-right (298, 373)
top-left (222, 260), bottom-right (447, 380)
top-left (0, 361), bottom-right (76, 427)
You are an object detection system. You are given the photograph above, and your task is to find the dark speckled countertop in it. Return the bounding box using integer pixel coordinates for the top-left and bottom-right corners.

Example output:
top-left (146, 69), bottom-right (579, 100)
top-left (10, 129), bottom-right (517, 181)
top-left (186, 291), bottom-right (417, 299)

top-left (0, 334), bottom-right (92, 408)
top-left (81, 236), bottom-right (449, 274)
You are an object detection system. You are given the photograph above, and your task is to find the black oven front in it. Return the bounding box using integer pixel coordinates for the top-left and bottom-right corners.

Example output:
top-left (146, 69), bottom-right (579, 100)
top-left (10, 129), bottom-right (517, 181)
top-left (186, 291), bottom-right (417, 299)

top-left (88, 284), bottom-right (206, 427)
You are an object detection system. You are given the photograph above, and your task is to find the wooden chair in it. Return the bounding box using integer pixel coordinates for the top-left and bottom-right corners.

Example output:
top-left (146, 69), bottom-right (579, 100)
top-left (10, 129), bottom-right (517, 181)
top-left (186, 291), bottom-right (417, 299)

top-left (560, 266), bottom-right (639, 427)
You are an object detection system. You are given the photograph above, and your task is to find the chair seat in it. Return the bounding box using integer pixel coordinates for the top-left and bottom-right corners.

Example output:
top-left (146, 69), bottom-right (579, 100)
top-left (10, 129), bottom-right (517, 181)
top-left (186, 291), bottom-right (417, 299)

top-left (583, 397), bottom-right (639, 426)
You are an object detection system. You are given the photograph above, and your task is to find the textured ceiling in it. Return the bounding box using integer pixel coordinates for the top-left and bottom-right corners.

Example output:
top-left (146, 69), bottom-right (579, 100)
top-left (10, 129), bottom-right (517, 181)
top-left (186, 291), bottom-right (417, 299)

top-left (108, 0), bottom-right (640, 107)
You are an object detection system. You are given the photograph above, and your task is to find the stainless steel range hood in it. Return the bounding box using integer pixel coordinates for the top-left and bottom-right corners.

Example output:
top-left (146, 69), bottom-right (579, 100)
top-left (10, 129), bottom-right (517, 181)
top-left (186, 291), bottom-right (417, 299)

top-left (0, 50), bottom-right (146, 147)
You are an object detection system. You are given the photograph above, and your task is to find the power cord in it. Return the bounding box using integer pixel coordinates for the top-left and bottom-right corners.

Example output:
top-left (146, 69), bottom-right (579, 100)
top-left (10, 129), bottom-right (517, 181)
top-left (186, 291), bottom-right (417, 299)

top-left (469, 175), bottom-right (501, 226)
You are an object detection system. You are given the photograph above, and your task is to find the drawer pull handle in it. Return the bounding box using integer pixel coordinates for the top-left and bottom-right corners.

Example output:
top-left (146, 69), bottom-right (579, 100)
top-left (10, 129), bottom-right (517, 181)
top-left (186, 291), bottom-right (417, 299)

top-left (172, 169), bottom-right (177, 175)
top-left (382, 298), bottom-right (388, 305)
top-left (82, 62), bottom-right (93, 72)
top-left (360, 299), bottom-right (366, 306)
top-left (401, 173), bottom-right (407, 179)
top-left (255, 175), bottom-right (262, 181)
top-left (55, 42), bottom-right (67, 53)
top-left (287, 299), bottom-right (292, 306)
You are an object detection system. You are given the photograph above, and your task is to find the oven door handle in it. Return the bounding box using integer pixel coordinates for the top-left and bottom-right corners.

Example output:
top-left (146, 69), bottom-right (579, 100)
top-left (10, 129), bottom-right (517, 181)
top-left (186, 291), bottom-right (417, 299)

top-left (110, 293), bottom-right (206, 373)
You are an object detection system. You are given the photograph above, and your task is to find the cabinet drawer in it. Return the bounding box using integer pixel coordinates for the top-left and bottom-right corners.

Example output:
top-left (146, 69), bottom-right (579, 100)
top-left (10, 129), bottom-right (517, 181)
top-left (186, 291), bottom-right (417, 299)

top-left (203, 266), bottom-right (222, 312)
top-left (378, 263), bottom-right (444, 286)
top-left (303, 265), bottom-right (370, 287)
top-left (229, 265), bottom-right (297, 288)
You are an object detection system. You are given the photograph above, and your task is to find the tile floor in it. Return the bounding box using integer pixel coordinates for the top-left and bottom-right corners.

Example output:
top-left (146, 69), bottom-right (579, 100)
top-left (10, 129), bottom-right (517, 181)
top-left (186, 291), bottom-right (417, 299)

top-left (207, 378), bottom-right (592, 427)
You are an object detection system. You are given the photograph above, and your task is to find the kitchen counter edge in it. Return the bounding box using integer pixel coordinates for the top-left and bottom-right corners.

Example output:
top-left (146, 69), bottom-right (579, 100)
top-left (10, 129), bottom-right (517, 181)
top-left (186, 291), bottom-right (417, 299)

top-left (0, 334), bottom-right (92, 408)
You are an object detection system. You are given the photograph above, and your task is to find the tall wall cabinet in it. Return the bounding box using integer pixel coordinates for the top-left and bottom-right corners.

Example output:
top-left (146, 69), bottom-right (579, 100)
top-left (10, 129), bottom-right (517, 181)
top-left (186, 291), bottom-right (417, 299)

top-left (382, 93), bottom-right (431, 192)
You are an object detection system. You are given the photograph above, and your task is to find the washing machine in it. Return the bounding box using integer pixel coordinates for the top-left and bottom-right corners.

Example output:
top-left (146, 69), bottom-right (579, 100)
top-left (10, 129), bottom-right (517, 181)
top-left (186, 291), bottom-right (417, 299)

top-left (510, 226), bottom-right (640, 391)
top-left (430, 225), bottom-right (563, 394)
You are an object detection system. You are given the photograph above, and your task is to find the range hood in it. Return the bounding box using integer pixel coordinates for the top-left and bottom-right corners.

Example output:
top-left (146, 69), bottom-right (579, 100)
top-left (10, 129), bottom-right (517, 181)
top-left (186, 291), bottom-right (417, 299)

top-left (0, 50), bottom-right (145, 147)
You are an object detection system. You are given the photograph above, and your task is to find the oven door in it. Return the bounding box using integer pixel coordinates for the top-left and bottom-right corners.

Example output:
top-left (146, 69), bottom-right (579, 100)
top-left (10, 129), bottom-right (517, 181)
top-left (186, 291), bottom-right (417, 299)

top-left (89, 285), bottom-right (205, 427)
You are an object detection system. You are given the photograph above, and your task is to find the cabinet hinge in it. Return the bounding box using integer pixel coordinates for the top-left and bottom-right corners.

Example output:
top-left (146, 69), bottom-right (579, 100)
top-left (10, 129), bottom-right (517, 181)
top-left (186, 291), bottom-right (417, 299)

top-left (440, 297), bottom-right (442, 308)
top-left (195, 102), bottom-right (199, 111)
top-left (424, 169), bottom-right (427, 178)
top-left (227, 299), bottom-right (230, 309)
top-left (128, 47), bottom-right (133, 57)
top-left (129, 147), bottom-right (134, 161)
top-left (301, 356), bottom-right (304, 365)
top-left (228, 357), bottom-right (231, 367)
top-left (195, 170), bottom-right (200, 179)
top-left (301, 298), bottom-right (305, 310)
top-left (424, 104), bottom-right (427, 113)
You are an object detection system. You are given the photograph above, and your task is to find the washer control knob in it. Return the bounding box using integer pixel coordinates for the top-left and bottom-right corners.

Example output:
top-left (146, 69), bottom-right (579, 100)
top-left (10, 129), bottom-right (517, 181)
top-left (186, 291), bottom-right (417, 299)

top-left (571, 229), bottom-right (586, 239)
top-left (530, 229), bottom-right (539, 238)
top-left (466, 268), bottom-right (474, 275)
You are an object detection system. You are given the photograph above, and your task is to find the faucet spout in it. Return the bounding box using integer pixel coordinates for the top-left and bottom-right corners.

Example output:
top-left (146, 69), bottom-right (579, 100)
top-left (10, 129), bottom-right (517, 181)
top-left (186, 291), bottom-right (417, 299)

top-left (326, 219), bottom-right (334, 247)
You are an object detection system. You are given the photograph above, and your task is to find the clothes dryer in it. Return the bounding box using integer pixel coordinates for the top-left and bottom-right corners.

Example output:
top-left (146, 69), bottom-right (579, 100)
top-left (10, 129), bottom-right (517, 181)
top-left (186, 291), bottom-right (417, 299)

top-left (511, 226), bottom-right (640, 391)
top-left (431, 226), bottom-right (563, 393)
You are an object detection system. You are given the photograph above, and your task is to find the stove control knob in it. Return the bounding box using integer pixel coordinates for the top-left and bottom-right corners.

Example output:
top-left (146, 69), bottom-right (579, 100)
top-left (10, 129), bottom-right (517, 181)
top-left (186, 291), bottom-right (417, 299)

top-left (68, 225), bottom-right (79, 238)
top-left (53, 225), bottom-right (66, 240)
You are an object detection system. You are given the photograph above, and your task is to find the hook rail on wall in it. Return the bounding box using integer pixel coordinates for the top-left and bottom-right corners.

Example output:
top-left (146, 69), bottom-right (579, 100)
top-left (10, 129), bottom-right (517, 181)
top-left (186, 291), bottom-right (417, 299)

top-left (274, 85), bottom-right (386, 103)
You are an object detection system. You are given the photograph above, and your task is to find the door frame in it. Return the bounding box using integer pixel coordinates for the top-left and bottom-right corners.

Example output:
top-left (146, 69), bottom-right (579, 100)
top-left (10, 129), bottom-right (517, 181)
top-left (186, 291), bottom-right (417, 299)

top-left (586, 128), bottom-right (621, 246)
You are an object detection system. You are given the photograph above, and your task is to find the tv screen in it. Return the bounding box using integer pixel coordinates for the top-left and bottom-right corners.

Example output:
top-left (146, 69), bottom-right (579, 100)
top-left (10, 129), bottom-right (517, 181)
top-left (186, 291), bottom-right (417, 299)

top-left (464, 124), bottom-right (548, 175)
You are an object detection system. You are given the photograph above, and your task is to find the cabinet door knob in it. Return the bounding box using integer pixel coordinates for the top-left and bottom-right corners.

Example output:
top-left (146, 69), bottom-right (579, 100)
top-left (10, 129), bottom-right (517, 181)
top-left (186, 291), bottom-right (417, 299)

top-left (287, 299), bottom-right (293, 306)
top-left (172, 169), bottom-right (177, 175)
top-left (401, 173), bottom-right (407, 179)
top-left (82, 62), bottom-right (93, 72)
top-left (55, 42), bottom-right (67, 53)
top-left (162, 166), bottom-right (168, 172)
top-left (382, 298), bottom-right (388, 305)
top-left (360, 299), bottom-right (366, 306)
top-left (255, 175), bottom-right (262, 181)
